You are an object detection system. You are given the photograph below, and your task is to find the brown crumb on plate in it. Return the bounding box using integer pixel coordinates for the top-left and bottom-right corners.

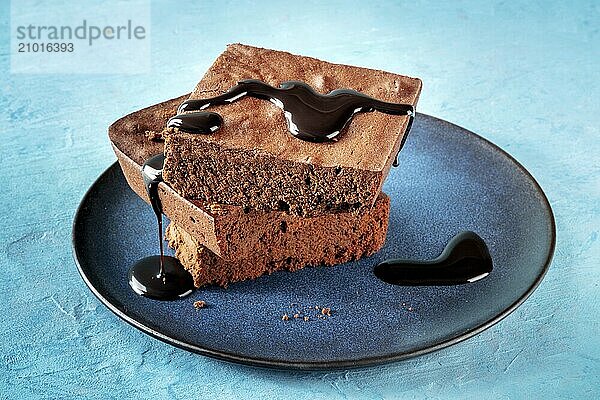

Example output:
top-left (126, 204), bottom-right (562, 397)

top-left (193, 300), bottom-right (206, 309)
top-left (279, 303), bottom-right (333, 321)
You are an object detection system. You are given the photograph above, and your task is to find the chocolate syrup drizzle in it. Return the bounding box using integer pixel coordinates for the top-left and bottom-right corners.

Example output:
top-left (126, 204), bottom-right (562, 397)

top-left (374, 231), bottom-right (493, 286)
top-left (128, 154), bottom-right (194, 300)
top-left (127, 80), bottom-right (490, 300)
top-left (168, 79), bottom-right (415, 143)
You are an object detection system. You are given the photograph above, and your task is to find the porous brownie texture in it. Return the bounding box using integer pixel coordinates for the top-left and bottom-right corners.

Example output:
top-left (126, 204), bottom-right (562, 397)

top-left (188, 192), bottom-right (390, 269)
top-left (165, 192), bottom-right (389, 288)
top-left (162, 43), bottom-right (421, 216)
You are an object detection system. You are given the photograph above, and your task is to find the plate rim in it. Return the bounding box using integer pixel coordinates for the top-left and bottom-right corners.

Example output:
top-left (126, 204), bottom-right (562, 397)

top-left (72, 113), bottom-right (556, 370)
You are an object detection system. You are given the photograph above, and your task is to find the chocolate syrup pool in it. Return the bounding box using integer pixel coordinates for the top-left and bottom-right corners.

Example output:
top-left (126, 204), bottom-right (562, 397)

top-left (128, 154), bottom-right (194, 300)
top-left (167, 79), bottom-right (415, 143)
top-left (374, 231), bottom-right (493, 286)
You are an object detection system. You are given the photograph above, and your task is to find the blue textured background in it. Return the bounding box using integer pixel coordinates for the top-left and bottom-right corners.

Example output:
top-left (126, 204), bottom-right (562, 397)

top-left (1, 1), bottom-right (598, 398)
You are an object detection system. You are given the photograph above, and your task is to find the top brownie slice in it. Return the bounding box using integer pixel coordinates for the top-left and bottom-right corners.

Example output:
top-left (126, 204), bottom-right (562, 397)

top-left (162, 44), bottom-right (422, 216)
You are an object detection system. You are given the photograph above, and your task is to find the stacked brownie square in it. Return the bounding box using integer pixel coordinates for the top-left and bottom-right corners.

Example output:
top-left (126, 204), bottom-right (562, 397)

top-left (109, 44), bottom-right (421, 287)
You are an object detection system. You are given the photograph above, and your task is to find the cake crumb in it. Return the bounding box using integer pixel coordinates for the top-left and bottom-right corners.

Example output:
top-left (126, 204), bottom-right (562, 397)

top-left (207, 203), bottom-right (226, 213)
top-left (193, 300), bottom-right (206, 309)
top-left (279, 303), bottom-right (335, 322)
top-left (145, 129), bottom-right (166, 142)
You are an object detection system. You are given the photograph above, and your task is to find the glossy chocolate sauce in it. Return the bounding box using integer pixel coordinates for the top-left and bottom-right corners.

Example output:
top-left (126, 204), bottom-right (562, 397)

top-left (374, 232), bottom-right (493, 286)
top-left (168, 79), bottom-right (415, 143)
top-left (166, 111), bottom-right (222, 135)
top-left (128, 154), bottom-right (194, 300)
top-left (392, 112), bottom-right (415, 167)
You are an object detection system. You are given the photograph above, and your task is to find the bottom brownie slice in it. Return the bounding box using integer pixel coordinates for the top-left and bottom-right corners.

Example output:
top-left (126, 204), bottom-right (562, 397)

top-left (165, 193), bottom-right (390, 287)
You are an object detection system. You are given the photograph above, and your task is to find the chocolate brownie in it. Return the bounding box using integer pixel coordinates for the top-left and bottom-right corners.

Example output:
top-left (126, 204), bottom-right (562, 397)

top-left (162, 44), bottom-right (421, 216)
top-left (165, 191), bottom-right (389, 287)
top-left (109, 94), bottom-right (390, 263)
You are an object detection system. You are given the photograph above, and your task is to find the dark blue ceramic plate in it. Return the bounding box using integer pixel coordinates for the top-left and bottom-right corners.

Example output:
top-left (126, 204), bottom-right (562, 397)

top-left (73, 114), bottom-right (555, 370)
